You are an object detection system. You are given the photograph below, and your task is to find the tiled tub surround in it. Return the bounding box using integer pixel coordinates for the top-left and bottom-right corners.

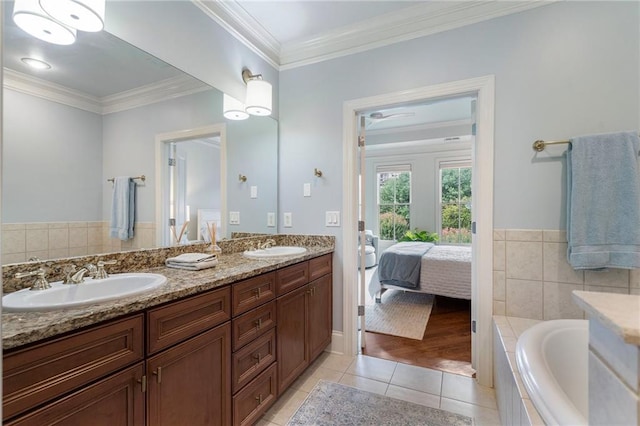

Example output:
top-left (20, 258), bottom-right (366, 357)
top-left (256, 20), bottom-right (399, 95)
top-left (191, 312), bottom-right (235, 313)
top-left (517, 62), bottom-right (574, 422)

top-left (493, 316), bottom-right (544, 426)
top-left (572, 291), bottom-right (640, 425)
top-left (493, 229), bottom-right (640, 320)
top-left (2, 234), bottom-right (334, 349)
top-left (2, 221), bottom-right (157, 265)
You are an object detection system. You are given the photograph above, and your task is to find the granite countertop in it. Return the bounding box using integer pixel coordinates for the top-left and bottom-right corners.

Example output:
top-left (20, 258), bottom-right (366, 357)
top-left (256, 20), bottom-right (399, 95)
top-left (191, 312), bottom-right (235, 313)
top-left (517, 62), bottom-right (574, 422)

top-left (572, 290), bottom-right (640, 345)
top-left (2, 246), bottom-right (333, 350)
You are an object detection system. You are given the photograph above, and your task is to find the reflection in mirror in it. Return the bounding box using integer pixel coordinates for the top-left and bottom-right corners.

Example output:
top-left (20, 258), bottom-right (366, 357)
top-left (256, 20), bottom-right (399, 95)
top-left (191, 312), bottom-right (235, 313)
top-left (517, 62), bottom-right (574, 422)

top-left (2, 4), bottom-right (278, 265)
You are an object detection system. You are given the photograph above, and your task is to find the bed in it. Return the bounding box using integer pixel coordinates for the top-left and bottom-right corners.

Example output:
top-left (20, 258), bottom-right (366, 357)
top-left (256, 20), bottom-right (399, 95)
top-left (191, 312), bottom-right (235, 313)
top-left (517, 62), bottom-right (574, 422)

top-left (368, 242), bottom-right (472, 302)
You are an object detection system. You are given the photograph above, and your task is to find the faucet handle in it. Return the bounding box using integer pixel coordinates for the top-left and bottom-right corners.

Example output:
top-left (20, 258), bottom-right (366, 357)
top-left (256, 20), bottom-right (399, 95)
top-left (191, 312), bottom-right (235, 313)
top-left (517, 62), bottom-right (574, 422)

top-left (15, 268), bottom-right (50, 291)
top-left (95, 260), bottom-right (117, 279)
top-left (62, 264), bottom-right (77, 284)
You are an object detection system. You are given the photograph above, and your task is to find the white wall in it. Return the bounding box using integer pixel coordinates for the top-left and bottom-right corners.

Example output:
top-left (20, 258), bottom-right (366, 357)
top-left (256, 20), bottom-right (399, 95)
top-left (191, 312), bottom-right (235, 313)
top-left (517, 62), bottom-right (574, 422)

top-left (278, 2), bottom-right (640, 331)
top-left (3, 89), bottom-right (103, 222)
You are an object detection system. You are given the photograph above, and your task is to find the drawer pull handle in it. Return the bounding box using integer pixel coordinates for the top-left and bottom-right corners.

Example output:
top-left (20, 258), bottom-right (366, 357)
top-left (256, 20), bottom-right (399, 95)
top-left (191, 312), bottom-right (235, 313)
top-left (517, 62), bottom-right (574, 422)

top-left (138, 375), bottom-right (147, 393)
top-left (255, 394), bottom-right (263, 405)
top-left (253, 287), bottom-right (262, 299)
top-left (153, 367), bottom-right (162, 384)
top-left (254, 318), bottom-right (262, 329)
top-left (253, 352), bottom-right (262, 363)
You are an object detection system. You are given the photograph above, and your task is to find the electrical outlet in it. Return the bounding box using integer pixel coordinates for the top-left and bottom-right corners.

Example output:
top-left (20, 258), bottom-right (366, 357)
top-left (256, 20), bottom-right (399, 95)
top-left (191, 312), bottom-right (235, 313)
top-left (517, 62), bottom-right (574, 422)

top-left (267, 212), bottom-right (276, 227)
top-left (303, 183), bottom-right (311, 197)
top-left (283, 212), bottom-right (293, 227)
top-left (229, 211), bottom-right (240, 225)
top-left (250, 186), bottom-right (258, 198)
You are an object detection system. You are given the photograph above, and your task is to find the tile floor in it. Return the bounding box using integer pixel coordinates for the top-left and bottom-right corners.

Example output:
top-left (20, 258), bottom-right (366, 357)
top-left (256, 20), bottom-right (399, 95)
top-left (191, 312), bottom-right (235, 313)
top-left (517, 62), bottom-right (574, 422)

top-left (258, 353), bottom-right (501, 425)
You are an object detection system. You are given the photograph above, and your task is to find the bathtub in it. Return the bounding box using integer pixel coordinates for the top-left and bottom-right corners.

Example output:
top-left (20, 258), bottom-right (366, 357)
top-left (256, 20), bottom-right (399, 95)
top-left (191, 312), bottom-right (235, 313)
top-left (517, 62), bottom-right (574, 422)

top-left (516, 319), bottom-right (589, 426)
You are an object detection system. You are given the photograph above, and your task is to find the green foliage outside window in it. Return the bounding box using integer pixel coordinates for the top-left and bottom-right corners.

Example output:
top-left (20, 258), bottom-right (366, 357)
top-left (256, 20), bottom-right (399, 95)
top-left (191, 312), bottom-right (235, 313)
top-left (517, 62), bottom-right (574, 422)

top-left (378, 171), bottom-right (410, 240)
top-left (440, 167), bottom-right (472, 244)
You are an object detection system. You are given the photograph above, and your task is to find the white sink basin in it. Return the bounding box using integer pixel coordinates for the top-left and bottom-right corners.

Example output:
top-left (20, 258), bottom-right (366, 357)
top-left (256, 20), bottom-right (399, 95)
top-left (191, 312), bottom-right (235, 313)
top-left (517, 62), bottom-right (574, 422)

top-left (2, 273), bottom-right (167, 312)
top-left (243, 246), bottom-right (307, 259)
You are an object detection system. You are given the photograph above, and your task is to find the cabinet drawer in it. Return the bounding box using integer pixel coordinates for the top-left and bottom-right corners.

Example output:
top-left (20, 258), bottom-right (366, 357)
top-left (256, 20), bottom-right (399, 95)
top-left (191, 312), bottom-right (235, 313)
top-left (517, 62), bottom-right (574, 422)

top-left (3, 314), bottom-right (144, 421)
top-left (147, 286), bottom-right (231, 354)
top-left (232, 272), bottom-right (276, 316)
top-left (309, 253), bottom-right (332, 281)
top-left (6, 363), bottom-right (145, 426)
top-left (232, 301), bottom-right (276, 351)
top-left (232, 363), bottom-right (277, 426)
top-left (275, 262), bottom-right (309, 296)
top-left (232, 328), bottom-right (276, 394)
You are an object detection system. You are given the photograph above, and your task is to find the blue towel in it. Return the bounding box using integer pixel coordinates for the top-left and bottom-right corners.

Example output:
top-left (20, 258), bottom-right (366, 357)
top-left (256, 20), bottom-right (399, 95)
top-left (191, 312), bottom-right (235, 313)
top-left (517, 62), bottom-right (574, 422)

top-left (567, 131), bottom-right (640, 269)
top-left (109, 177), bottom-right (136, 240)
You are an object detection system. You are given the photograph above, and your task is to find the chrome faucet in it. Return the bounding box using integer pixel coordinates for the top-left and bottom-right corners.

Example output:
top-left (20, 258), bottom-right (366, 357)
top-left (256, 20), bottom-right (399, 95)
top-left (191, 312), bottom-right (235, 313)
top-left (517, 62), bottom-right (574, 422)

top-left (69, 263), bottom-right (97, 284)
top-left (15, 267), bottom-right (50, 291)
top-left (259, 239), bottom-right (277, 249)
top-left (95, 260), bottom-right (117, 279)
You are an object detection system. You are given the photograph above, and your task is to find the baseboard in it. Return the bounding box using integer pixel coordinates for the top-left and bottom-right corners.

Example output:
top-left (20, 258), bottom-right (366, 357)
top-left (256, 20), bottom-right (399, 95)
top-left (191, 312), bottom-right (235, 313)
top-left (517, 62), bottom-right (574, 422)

top-left (327, 330), bottom-right (344, 354)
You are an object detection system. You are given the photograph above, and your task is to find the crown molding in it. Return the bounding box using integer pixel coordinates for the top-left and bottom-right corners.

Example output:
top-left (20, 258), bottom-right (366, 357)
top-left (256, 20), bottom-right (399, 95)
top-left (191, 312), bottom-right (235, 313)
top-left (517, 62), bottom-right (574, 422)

top-left (4, 69), bottom-right (212, 115)
top-left (3, 68), bottom-right (103, 114)
top-left (191, 0), bottom-right (281, 69)
top-left (280, 1), bottom-right (554, 69)
top-left (101, 75), bottom-right (212, 115)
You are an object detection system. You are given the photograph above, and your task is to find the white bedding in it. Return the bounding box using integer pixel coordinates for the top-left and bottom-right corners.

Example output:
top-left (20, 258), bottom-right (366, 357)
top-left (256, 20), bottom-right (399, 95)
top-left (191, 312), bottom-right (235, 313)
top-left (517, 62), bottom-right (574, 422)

top-left (368, 244), bottom-right (472, 300)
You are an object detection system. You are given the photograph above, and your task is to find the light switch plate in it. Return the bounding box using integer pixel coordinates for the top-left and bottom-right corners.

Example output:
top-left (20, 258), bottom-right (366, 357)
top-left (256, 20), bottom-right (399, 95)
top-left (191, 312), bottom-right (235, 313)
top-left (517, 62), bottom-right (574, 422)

top-left (229, 211), bottom-right (240, 225)
top-left (250, 186), bottom-right (258, 199)
top-left (325, 211), bottom-right (340, 227)
top-left (267, 212), bottom-right (276, 227)
top-left (283, 212), bottom-right (293, 227)
top-left (303, 183), bottom-right (311, 197)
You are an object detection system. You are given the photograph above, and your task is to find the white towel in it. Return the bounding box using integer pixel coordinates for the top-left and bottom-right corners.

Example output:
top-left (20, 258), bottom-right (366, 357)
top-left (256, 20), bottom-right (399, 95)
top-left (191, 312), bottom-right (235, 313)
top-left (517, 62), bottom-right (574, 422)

top-left (165, 253), bottom-right (218, 270)
top-left (109, 177), bottom-right (135, 240)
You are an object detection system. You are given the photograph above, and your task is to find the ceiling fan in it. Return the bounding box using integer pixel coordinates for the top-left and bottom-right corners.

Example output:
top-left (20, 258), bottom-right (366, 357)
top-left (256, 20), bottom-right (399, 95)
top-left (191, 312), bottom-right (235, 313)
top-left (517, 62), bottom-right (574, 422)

top-left (368, 111), bottom-right (415, 122)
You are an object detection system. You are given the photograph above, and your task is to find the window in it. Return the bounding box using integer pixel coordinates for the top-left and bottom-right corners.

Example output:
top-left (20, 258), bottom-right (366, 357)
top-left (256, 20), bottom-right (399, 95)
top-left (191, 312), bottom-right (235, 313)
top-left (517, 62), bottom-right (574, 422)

top-left (377, 165), bottom-right (411, 241)
top-left (439, 161), bottom-right (472, 244)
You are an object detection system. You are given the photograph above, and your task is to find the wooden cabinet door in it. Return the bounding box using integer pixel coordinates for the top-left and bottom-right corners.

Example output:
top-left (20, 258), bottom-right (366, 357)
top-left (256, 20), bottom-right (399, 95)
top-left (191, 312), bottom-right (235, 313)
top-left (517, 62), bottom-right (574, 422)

top-left (147, 323), bottom-right (231, 426)
top-left (276, 285), bottom-right (308, 395)
top-left (5, 363), bottom-right (145, 426)
top-left (308, 275), bottom-right (333, 362)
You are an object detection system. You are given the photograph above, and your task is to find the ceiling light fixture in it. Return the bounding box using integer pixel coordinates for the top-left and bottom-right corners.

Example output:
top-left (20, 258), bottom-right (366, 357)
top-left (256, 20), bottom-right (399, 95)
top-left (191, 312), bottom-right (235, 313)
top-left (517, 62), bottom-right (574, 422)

top-left (223, 94), bottom-right (249, 121)
top-left (39, 0), bottom-right (106, 32)
top-left (21, 57), bottom-right (52, 70)
top-left (242, 68), bottom-right (272, 116)
top-left (13, 0), bottom-right (77, 45)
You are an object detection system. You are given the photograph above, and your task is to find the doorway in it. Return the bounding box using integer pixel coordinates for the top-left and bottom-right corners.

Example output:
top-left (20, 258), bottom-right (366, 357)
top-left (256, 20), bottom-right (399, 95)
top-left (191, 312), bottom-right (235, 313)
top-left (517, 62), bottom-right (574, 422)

top-left (342, 76), bottom-right (495, 386)
top-left (154, 124), bottom-right (227, 248)
top-left (358, 98), bottom-right (475, 377)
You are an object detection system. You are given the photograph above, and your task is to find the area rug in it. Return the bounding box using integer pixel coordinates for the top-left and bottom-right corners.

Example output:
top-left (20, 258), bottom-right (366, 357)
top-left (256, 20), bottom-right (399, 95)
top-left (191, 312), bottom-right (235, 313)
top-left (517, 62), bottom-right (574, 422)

top-left (286, 380), bottom-right (472, 426)
top-left (365, 290), bottom-right (434, 340)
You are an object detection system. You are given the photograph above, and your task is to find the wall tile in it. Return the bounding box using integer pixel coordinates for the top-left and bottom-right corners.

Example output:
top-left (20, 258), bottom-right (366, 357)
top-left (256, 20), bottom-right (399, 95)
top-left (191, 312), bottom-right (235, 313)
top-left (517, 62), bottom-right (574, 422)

top-left (494, 229), bottom-right (506, 241)
top-left (494, 270), bottom-right (506, 301)
top-left (68, 222), bottom-right (88, 228)
top-left (48, 228), bottom-right (69, 250)
top-left (543, 242), bottom-right (583, 284)
top-left (585, 269), bottom-right (630, 289)
top-left (3, 223), bottom-right (26, 231)
top-left (3, 253), bottom-right (26, 264)
top-left (493, 300), bottom-right (506, 316)
top-left (543, 282), bottom-right (584, 320)
top-left (631, 270), bottom-right (640, 289)
top-left (506, 241), bottom-right (542, 280)
top-left (47, 222), bottom-right (69, 229)
top-left (506, 230), bottom-right (542, 242)
top-left (506, 279), bottom-right (543, 320)
top-left (542, 230), bottom-right (566, 243)
top-left (87, 226), bottom-right (103, 246)
top-left (494, 240), bottom-right (505, 271)
top-left (26, 229), bottom-right (48, 252)
top-left (25, 223), bottom-right (47, 230)
top-left (585, 285), bottom-right (630, 295)
top-left (3, 230), bottom-right (26, 254)
top-left (26, 250), bottom-right (49, 261)
top-left (69, 227), bottom-right (88, 248)
top-left (69, 247), bottom-right (88, 257)
top-left (48, 248), bottom-right (69, 259)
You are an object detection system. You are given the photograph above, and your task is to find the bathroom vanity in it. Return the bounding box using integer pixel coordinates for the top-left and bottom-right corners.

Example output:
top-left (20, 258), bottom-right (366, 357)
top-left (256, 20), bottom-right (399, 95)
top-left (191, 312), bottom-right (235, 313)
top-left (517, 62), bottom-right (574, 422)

top-left (2, 237), bottom-right (333, 426)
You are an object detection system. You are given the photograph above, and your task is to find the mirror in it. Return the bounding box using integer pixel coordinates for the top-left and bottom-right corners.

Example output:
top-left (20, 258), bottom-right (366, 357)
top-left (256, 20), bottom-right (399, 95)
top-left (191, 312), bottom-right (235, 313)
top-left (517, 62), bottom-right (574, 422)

top-left (1, 3), bottom-right (278, 264)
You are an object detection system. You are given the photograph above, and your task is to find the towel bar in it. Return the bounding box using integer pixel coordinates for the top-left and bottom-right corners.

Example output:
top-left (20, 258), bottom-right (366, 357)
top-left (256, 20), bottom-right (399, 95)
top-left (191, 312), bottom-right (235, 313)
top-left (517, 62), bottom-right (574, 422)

top-left (107, 175), bottom-right (146, 183)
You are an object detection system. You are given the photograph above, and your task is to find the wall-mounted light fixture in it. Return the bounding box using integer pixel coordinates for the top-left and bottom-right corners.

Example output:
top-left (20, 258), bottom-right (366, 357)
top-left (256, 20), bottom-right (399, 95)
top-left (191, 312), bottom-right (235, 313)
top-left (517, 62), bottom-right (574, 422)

top-left (21, 57), bottom-right (51, 70)
top-left (223, 94), bottom-right (249, 121)
top-left (40, 0), bottom-right (106, 32)
top-left (242, 68), bottom-right (272, 116)
top-left (314, 168), bottom-right (323, 178)
top-left (13, 0), bottom-right (77, 45)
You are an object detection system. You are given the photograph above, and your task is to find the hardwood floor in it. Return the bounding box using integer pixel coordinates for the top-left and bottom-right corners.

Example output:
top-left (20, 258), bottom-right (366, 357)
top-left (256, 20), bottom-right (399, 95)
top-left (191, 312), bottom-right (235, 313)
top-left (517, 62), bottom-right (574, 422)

top-left (363, 295), bottom-right (475, 377)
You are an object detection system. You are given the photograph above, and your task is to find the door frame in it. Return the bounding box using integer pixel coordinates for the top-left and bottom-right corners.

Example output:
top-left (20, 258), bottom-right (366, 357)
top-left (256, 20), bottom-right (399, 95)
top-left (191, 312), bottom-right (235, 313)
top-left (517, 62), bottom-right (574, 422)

top-left (341, 75), bottom-right (495, 386)
top-left (154, 124), bottom-right (227, 247)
